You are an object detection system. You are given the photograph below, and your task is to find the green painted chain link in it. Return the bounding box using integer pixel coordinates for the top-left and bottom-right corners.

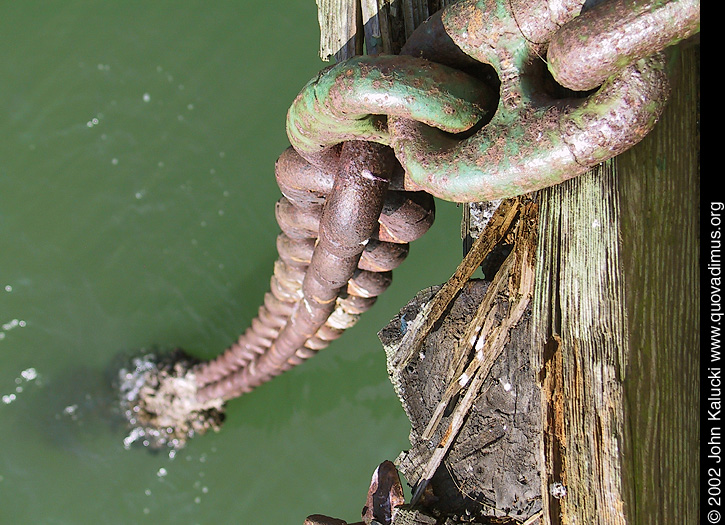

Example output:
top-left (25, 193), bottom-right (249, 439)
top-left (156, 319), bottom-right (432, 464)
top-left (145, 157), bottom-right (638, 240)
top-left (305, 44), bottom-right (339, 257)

top-left (286, 0), bottom-right (700, 202)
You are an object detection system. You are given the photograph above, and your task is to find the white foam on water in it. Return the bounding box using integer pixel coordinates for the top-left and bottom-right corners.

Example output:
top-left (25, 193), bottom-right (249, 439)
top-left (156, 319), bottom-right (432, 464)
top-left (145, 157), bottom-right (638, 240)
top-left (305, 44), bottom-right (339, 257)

top-left (2, 394), bottom-right (16, 405)
top-left (2, 318), bottom-right (26, 331)
top-left (20, 368), bottom-right (37, 381)
top-left (2, 367), bottom-right (40, 405)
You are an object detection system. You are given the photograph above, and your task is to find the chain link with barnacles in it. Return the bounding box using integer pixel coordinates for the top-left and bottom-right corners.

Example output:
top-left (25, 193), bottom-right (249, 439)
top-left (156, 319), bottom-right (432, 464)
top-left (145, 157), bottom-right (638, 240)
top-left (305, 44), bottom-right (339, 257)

top-left (117, 0), bottom-right (699, 456)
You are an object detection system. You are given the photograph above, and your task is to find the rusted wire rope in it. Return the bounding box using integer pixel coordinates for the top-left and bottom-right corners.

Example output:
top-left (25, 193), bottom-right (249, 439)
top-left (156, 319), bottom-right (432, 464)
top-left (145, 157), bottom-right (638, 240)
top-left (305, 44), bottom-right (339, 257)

top-left (118, 0), bottom-right (699, 451)
top-left (193, 141), bottom-right (434, 401)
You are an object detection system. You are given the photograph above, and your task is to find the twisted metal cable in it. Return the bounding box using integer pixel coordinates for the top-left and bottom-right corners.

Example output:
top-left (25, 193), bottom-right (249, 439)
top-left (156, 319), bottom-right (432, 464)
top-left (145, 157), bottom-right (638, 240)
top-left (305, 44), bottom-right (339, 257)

top-left (193, 141), bottom-right (434, 401)
top-left (119, 0), bottom-right (699, 451)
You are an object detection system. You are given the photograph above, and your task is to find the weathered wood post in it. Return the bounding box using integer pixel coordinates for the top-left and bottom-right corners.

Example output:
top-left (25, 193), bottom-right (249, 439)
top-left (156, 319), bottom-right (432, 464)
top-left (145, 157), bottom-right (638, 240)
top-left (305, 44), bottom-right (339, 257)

top-left (533, 44), bottom-right (699, 524)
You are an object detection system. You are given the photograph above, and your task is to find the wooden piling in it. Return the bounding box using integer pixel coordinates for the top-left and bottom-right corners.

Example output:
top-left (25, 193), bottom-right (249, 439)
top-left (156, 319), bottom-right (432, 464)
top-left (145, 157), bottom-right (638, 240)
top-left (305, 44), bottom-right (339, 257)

top-left (532, 43), bottom-right (699, 524)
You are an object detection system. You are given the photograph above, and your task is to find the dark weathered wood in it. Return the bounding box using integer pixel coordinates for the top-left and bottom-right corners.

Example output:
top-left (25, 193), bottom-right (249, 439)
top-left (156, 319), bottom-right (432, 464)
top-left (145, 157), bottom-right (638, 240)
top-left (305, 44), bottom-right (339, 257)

top-left (532, 44), bottom-right (699, 524)
top-left (390, 199), bottom-right (522, 371)
top-left (409, 201), bottom-right (538, 507)
top-left (616, 44), bottom-right (699, 524)
top-left (381, 200), bottom-right (541, 522)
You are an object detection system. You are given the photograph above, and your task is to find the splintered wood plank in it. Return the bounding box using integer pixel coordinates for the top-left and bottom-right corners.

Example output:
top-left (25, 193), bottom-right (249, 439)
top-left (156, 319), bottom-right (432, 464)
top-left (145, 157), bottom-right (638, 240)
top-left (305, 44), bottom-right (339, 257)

top-left (409, 200), bottom-right (538, 506)
top-left (390, 198), bottom-right (522, 371)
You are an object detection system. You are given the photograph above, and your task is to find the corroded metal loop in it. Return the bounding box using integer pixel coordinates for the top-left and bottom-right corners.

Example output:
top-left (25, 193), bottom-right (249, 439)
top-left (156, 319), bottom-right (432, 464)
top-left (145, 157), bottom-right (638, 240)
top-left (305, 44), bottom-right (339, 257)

top-left (276, 234), bottom-right (315, 268)
top-left (264, 292), bottom-right (295, 317)
top-left (270, 273), bottom-right (302, 302)
top-left (275, 149), bottom-right (435, 245)
top-left (338, 293), bottom-right (378, 314)
top-left (275, 197), bottom-right (322, 240)
top-left (277, 145), bottom-right (411, 194)
top-left (386, 0), bottom-right (676, 202)
top-left (547, 0), bottom-right (700, 92)
top-left (275, 146), bottom-right (334, 207)
top-left (286, 54), bottom-right (494, 168)
top-left (277, 229), bottom-right (412, 274)
top-left (348, 269), bottom-right (393, 298)
top-left (276, 192), bottom-right (435, 245)
top-left (257, 304), bottom-right (287, 329)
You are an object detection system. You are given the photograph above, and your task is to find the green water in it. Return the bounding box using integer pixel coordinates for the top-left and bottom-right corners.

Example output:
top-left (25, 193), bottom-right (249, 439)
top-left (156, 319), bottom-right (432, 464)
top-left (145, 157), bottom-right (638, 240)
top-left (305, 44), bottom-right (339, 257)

top-left (0, 2), bottom-right (465, 524)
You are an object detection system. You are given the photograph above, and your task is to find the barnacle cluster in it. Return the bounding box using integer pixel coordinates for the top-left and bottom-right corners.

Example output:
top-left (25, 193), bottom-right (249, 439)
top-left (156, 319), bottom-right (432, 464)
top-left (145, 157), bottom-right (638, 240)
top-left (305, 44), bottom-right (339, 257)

top-left (117, 350), bottom-right (225, 451)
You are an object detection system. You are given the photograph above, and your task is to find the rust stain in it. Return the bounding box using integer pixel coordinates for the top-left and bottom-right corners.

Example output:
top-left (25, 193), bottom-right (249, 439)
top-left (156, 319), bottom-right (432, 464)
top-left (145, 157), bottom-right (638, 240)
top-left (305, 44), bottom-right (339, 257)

top-left (543, 333), bottom-right (568, 525)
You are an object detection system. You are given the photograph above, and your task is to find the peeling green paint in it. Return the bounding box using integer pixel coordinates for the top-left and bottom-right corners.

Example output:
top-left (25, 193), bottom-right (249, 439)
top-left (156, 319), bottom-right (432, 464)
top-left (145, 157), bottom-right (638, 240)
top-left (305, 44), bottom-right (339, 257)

top-left (285, 0), bottom-right (696, 203)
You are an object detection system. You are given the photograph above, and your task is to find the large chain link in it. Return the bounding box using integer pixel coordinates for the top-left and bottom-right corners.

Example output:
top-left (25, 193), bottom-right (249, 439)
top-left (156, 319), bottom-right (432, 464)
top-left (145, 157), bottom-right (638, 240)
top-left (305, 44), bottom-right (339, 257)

top-left (287, 0), bottom-right (700, 202)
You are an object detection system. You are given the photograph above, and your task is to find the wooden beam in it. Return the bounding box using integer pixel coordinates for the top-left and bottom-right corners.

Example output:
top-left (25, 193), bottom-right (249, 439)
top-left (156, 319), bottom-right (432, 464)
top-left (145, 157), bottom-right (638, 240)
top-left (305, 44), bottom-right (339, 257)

top-left (534, 161), bottom-right (630, 524)
top-left (532, 43), bottom-right (699, 524)
top-left (617, 44), bottom-right (700, 523)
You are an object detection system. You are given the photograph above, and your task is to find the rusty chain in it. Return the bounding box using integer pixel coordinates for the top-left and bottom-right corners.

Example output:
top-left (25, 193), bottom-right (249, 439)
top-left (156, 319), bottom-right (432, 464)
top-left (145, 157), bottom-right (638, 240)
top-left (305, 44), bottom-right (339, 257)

top-left (191, 0), bottom-right (699, 403)
top-left (193, 141), bottom-right (431, 400)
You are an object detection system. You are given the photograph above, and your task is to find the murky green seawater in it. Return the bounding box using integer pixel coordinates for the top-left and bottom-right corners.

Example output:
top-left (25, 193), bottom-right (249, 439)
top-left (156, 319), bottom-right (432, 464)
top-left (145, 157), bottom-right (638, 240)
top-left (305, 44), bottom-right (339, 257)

top-left (0, 3), bottom-right (465, 524)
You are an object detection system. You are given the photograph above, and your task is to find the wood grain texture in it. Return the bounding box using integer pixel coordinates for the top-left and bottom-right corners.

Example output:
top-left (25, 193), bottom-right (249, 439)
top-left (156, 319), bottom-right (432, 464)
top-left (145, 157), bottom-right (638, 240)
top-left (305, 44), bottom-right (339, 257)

top-left (534, 162), bottom-right (630, 525)
top-left (532, 44), bottom-right (699, 524)
top-left (617, 44), bottom-right (699, 524)
top-left (317, 0), bottom-right (458, 60)
top-left (316, 0), bottom-right (361, 61)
